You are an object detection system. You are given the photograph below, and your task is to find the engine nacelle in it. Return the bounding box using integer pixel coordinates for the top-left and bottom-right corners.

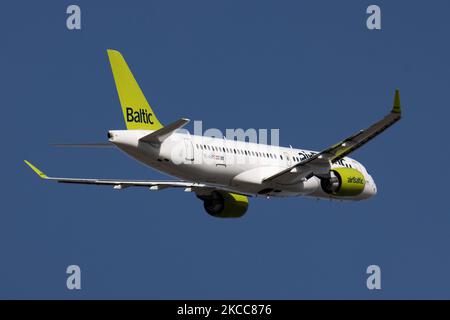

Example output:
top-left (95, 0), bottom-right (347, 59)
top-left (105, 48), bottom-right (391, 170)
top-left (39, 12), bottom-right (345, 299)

top-left (321, 167), bottom-right (366, 197)
top-left (199, 191), bottom-right (249, 218)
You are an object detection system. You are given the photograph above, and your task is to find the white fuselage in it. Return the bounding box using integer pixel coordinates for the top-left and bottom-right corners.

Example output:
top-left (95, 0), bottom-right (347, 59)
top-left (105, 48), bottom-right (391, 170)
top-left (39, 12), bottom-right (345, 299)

top-left (108, 130), bottom-right (377, 200)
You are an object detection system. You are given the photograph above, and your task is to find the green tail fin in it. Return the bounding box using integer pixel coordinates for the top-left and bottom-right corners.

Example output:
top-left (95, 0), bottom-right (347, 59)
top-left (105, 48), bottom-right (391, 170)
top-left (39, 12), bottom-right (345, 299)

top-left (107, 49), bottom-right (163, 130)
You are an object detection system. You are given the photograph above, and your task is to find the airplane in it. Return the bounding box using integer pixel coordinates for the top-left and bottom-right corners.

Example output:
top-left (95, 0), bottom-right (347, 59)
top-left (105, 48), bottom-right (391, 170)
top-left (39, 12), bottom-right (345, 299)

top-left (24, 49), bottom-right (402, 218)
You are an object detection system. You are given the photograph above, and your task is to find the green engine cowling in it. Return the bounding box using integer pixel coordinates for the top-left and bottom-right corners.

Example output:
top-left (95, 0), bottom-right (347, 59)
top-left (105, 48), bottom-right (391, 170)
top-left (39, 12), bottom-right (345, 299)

top-left (321, 167), bottom-right (366, 197)
top-left (200, 191), bottom-right (249, 218)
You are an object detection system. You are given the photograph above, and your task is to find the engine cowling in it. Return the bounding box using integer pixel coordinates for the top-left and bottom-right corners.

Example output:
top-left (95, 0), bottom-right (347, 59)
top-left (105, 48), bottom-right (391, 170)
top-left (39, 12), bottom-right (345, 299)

top-left (200, 191), bottom-right (249, 218)
top-left (321, 167), bottom-right (366, 197)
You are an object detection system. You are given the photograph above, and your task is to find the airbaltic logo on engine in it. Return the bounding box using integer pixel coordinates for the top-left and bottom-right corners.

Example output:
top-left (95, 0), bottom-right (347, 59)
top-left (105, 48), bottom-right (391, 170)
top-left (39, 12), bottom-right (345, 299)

top-left (126, 107), bottom-right (154, 124)
top-left (348, 176), bottom-right (364, 184)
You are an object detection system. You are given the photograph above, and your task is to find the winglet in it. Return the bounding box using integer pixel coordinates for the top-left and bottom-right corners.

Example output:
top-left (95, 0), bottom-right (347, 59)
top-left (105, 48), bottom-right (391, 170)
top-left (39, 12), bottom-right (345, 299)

top-left (24, 160), bottom-right (48, 179)
top-left (392, 89), bottom-right (401, 114)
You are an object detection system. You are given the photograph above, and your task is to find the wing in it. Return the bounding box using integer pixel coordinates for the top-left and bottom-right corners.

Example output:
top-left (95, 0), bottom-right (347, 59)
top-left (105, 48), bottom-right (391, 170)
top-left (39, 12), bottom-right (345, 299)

top-left (24, 160), bottom-right (206, 191)
top-left (264, 90), bottom-right (402, 183)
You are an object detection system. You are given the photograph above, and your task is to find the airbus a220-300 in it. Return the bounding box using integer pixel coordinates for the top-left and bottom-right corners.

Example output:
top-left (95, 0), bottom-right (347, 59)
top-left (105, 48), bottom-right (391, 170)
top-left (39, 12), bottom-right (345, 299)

top-left (25, 50), bottom-right (402, 218)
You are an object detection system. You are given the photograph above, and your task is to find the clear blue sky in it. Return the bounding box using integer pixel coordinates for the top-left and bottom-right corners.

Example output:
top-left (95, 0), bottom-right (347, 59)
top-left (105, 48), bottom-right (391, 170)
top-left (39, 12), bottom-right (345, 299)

top-left (1, 0), bottom-right (449, 299)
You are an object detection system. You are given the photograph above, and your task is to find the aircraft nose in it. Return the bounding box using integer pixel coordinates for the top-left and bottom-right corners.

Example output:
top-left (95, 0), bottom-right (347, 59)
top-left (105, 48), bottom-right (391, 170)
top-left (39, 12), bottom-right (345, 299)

top-left (371, 178), bottom-right (377, 196)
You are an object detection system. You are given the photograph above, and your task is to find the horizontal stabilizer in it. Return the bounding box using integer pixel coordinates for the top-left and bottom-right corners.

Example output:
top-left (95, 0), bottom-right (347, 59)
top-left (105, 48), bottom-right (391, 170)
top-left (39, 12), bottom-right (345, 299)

top-left (50, 143), bottom-right (114, 148)
top-left (139, 118), bottom-right (190, 144)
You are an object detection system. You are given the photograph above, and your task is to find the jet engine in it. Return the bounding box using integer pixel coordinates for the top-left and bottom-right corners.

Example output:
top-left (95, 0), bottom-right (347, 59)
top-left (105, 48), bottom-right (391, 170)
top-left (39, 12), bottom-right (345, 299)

top-left (198, 191), bottom-right (249, 218)
top-left (320, 167), bottom-right (366, 197)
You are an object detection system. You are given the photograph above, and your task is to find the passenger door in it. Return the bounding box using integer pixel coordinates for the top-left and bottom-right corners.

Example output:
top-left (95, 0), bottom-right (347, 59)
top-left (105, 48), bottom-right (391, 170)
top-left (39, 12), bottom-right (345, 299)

top-left (184, 138), bottom-right (194, 161)
top-left (283, 152), bottom-right (292, 167)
